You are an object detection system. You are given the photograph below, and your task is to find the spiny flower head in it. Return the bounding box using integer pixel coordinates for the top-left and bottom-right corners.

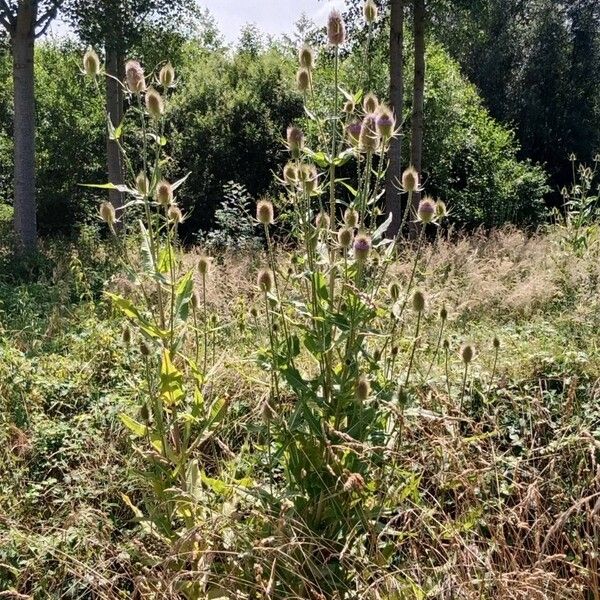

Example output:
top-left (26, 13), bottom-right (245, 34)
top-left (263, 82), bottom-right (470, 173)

top-left (257, 268), bottom-right (274, 292)
top-left (402, 166), bottom-right (419, 193)
top-left (346, 121), bottom-right (362, 147)
top-left (315, 211), bottom-right (330, 230)
top-left (99, 201), bottom-right (116, 226)
top-left (283, 162), bottom-right (298, 185)
top-left (167, 204), bottom-right (184, 224)
top-left (298, 44), bottom-right (315, 69)
top-left (338, 227), bottom-right (353, 249)
top-left (198, 254), bottom-right (210, 275)
top-left (145, 87), bottom-right (164, 118)
top-left (286, 125), bottom-right (304, 159)
top-left (375, 105), bottom-right (395, 139)
top-left (83, 47), bottom-right (100, 77)
top-left (389, 282), bottom-right (400, 301)
top-left (300, 163), bottom-right (318, 194)
top-left (343, 99), bottom-right (355, 114)
top-left (344, 207), bottom-right (359, 228)
top-left (136, 172), bottom-right (149, 196)
top-left (159, 62), bottom-right (175, 88)
top-left (355, 376), bottom-right (371, 401)
top-left (363, 92), bottom-right (379, 114)
top-left (256, 199), bottom-right (274, 225)
top-left (412, 289), bottom-right (426, 313)
top-left (359, 114), bottom-right (380, 153)
top-left (296, 67), bottom-right (310, 93)
top-left (125, 59), bottom-right (146, 93)
top-left (344, 471), bottom-right (366, 492)
top-left (353, 233), bottom-right (371, 261)
top-left (440, 305), bottom-right (448, 321)
top-left (460, 343), bottom-right (475, 364)
top-left (493, 336), bottom-right (500, 349)
top-left (327, 9), bottom-right (346, 46)
top-left (156, 180), bottom-right (173, 206)
top-left (435, 199), bottom-right (448, 219)
top-left (364, 0), bottom-right (378, 23)
top-left (417, 196), bottom-right (437, 224)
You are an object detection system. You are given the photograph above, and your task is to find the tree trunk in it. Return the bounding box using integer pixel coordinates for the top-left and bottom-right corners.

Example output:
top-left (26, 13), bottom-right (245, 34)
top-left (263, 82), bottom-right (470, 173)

top-left (12, 1), bottom-right (38, 251)
top-left (105, 43), bottom-right (124, 222)
top-left (385, 0), bottom-right (404, 237)
top-left (410, 0), bottom-right (426, 226)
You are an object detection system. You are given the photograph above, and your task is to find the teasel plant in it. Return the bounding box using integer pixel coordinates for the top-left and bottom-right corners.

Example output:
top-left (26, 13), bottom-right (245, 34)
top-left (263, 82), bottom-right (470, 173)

top-left (83, 55), bottom-right (230, 542)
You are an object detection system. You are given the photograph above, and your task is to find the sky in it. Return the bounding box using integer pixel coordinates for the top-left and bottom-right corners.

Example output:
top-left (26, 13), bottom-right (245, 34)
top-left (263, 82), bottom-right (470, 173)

top-left (199, 0), bottom-right (346, 43)
top-left (46, 0), bottom-right (347, 44)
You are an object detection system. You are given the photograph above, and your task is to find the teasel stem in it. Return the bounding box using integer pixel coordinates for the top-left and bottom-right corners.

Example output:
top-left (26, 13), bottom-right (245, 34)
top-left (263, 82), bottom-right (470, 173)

top-left (399, 190), bottom-right (414, 238)
top-left (192, 300), bottom-right (200, 366)
top-left (202, 271), bottom-right (208, 377)
top-left (460, 360), bottom-right (469, 413)
top-left (263, 289), bottom-right (281, 401)
top-left (425, 318), bottom-right (446, 381)
top-left (166, 221), bottom-right (177, 350)
top-left (360, 151), bottom-right (373, 226)
top-left (404, 311), bottom-right (422, 386)
top-left (397, 227), bottom-right (425, 334)
top-left (444, 343), bottom-right (451, 406)
top-left (328, 45), bottom-right (340, 310)
top-left (488, 344), bottom-right (499, 395)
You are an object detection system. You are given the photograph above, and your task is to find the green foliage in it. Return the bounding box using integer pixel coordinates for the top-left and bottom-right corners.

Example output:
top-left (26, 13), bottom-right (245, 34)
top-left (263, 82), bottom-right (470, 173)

top-left (169, 44), bottom-right (302, 234)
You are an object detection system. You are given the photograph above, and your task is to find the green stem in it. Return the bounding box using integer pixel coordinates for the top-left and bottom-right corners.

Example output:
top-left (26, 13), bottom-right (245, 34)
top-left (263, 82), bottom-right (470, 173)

top-left (404, 311), bottom-right (422, 386)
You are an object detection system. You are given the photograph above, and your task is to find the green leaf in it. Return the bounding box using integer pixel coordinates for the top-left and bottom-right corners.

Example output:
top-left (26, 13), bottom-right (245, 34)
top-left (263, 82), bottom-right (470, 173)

top-left (175, 271), bottom-right (194, 322)
top-left (119, 413), bottom-right (147, 437)
top-left (160, 350), bottom-right (185, 406)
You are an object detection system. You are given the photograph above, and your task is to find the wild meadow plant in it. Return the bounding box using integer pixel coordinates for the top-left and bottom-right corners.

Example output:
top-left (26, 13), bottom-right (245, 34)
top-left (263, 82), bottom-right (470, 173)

top-left (84, 6), bottom-right (502, 597)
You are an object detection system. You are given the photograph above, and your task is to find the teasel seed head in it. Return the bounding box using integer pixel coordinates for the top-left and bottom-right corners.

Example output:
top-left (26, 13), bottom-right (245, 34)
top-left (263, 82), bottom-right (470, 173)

top-left (327, 9), bottom-right (346, 46)
top-left (389, 282), bottom-right (400, 301)
top-left (344, 471), bottom-right (366, 492)
top-left (374, 349), bottom-right (382, 362)
top-left (391, 345), bottom-right (399, 356)
top-left (402, 166), bottom-right (419, 193)
top-left (443, 338), bottom-right (450, 351)
top-left (460, 343), bottom-right (475, 364)
top-left (353, 233), bottom-right (372, 262)
top-left (159, 62), bottom-right (175, 88)
top-left (296, 67), bottom-right (310, 93)
top-left (283, 162), bottom-right (298, 185)
top-left (440, 305), bottom-right (448, 321)
top-left (256, 199), bottom-right (275, 225)
top-left (300, 163), bottom-right (318, 194)
top-left (167, 204), bottom-right (184, 224)
top-left (83, 47), bottom-right (100, 77)
top-left (359, 114), bottom-right (380, 153)
top-left (338, 227), bottom-right (353, 249)
top-left (363, 92), bottom-right (379, 114)
top-left (355, 376), bottom-right (371, 401)
top-left (99, 201), bottom-right (116, 227)
top-left (260, 399), bottom-right (276, 423)
top-left (145, 87), bottom-right (164, 118)
top-left (156, 180), bottom-right (173, 206)
top-left (346, 121), bottom-right (362, 147)
top-left (191, 290), bottom-right (200, 310)
top-left (344, 207), bottom-right (359, 228)
top-left (250, 307), bottom-right (258, 318)
top-left (363, 0), bottom-right (378, 23)
top-left (375, 105), bottom-right (395, 139)
top-left (286, 125), bottom-right (304, 159)
top-left (257, 268), bottom-right (274, 293)
top-left (125, 59), bottom-right (146, 93)
top-left (493, 336), bottom-right (500, 350)
top-left (343, 99), bottom-right (355, 114)
top-left (435, 199), bottom-right (448, 219)
top-left (135, 172), bottom-right (150, 196)
top-left (298, 44), bottom-right (315, 69)
top-left (122, 324), bottom-right (131, 345)
top-left (315, 211), bottom-right (330, 230)
top-left (139, 340), bottom-right (151, 357)
top-left (197, 254), bottom-right (210, 276)
top-left (412, 289), bottom-right (426, 313)
top-left (417, 196), bottom-right (437, 224)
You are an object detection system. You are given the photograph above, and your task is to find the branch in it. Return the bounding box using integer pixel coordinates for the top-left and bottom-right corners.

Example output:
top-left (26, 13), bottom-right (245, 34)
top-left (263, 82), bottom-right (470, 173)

top-left (0, 0), bottom-right (16, 32)
top-left (34, 0), bottom-right (63, 37)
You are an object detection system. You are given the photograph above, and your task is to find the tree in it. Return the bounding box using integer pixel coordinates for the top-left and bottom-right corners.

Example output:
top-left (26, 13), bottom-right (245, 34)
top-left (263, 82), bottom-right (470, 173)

top-left (0, 0), bottom-right (62, 251)
top-left (410, 0), bottom-right (425, 218)
top-left (385, 0), bottom-right (404, 237)
top-left (64, 0), bottom-right (197, 218)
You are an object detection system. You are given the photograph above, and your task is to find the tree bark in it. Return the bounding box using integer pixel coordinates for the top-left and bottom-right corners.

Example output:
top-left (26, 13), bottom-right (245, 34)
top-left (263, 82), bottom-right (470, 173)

top-left (12, 0), bottom-right (38, 251)
top-left (385, 0), bottom-right (404, 237)
top-left (410, 0), bottom-right (426, 226)
top-left (105, 43), bottom-right (124, 222)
